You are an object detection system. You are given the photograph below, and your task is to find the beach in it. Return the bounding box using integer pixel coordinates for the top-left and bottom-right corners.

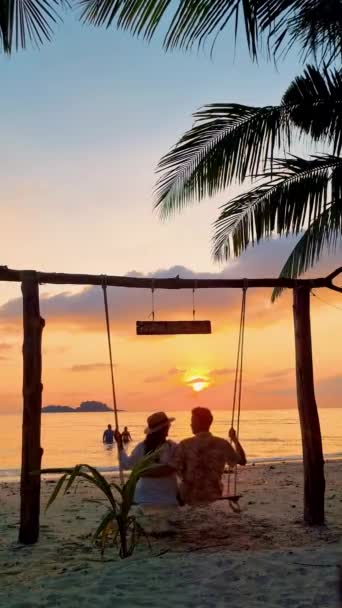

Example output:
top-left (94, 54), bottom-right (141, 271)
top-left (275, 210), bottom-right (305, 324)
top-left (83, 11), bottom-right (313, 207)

top-left (1, 460), bottom-right (341, 607)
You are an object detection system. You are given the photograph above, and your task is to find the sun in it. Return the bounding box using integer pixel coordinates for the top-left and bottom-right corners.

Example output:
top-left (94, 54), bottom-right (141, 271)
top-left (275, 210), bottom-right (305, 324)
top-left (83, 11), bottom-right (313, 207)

top-left (191, 380), bottom-right (208, 392)
top-left (185, 375), bottom-right (210, 392)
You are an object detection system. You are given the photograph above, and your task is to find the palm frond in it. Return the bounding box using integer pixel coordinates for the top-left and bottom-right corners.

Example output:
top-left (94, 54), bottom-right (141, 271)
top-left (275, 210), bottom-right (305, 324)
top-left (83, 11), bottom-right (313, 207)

top-left (281, 65), bottom-right (342, 155)
top-left (45, 472), bottom-right (69, 510)
top-left (77, 463), bottom-right (118, 509)
top-left (213, 155), bottom-right (342, 260)
top-left (155, 66), bottom-right (342, 218)
top-left (79, 0), bottom-right (342, 64)
top-left (0, 0), bottom-right (66, 54)
top-left (93, 510), bottom-right (116, 541)
top-left (79, 0), bottom-right (260, 58)
top-left (260, 0), bottom-right (342, 65)
top-left (43, 465), bottom-right (118, 511)
top-left (155, 103), bottom-right (284, 217)
top-left (272, 198), bottom-right (342, 300)
top-left (121, 450), bottom-right (161, 510)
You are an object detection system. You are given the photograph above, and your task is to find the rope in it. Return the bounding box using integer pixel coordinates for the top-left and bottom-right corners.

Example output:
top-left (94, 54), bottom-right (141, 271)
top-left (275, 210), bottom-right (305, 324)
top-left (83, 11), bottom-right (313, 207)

top-left (151, 280), bottom-right (155, 320)
top-left (227, 285), bottom-right (247, 502)
top-left (102, 277), bottom-right (124, 485)
top-left (192, 280), bottom-right (197, 321)
top-left (312, 291), bottom-right (342, 312)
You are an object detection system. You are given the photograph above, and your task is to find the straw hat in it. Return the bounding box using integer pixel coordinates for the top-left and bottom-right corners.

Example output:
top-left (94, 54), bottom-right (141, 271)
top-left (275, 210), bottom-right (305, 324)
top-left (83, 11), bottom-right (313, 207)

top-left (144, 411), bottom-right (175, 435)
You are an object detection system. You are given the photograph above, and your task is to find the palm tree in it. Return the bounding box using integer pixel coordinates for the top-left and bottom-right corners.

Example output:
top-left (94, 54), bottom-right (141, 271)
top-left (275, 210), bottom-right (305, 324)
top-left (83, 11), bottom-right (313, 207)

top-left (154, 65), bottom-right (342, 288)
top-left (2, 0), bottom-right (342, 61)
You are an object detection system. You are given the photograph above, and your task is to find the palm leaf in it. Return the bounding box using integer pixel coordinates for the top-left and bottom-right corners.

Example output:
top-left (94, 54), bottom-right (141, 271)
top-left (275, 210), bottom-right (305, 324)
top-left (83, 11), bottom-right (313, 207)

top-left (272, 198), bottom-right (342, 300)
top-left (45, 472), bottom-right (69, 510)
top-left (63, 464), bottom-right (83, 494)
top-left (213, 155), bottom-right (342, 260)
top-left (93, 510), bottom-right (116, 541)
top-left (155, 103), bottom-right (284, 217)
top-left (44, 465), bottom-right (118, 511)
top-left (121, 451), bottom-right (160, 510)
top-left (259, 0), bottom-right (342, 65)
top-left (155, 66), bottom-right (342, 218)
top-left (111, 482), bottom-right (124, 496)
top-left (79, 0), bottom-right (342, 64)
top-left (38, 467), bottom-right (73, 474)
top-left (281, 65), bottom-right (342, 155)
top-left (0, 0), bottom-right (66, 54)
top-left (79, 0), bottom-right (260, 59)
top-left (76, 464), bottom-right (117, 509)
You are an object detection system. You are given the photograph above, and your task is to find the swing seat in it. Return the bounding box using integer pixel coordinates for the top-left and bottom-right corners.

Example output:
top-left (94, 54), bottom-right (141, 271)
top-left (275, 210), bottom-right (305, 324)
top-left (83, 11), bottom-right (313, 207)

top-left (218, 494), bottom-right (241, 502)
top-left (136, 320), bottom-right (211, 335)
top-left (218, 494), bottom-right (242, 513)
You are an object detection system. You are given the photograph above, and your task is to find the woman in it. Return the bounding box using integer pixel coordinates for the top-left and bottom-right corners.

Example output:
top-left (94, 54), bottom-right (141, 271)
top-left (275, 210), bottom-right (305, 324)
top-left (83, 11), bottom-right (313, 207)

top-left (121, 426), bottom-right (132, 444)
top-left (116, 411), bottom-right (178, 506)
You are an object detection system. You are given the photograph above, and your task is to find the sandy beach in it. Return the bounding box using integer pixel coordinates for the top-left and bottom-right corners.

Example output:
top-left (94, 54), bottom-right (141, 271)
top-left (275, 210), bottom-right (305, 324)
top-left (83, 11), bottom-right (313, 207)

top-left (1, 461), bottom-right (341, 607)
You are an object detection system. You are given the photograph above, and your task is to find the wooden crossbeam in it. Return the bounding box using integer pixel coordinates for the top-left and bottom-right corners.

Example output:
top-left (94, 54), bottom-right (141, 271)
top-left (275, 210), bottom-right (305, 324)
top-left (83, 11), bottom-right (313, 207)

top-left (0, 266), bottom-right (341, 291)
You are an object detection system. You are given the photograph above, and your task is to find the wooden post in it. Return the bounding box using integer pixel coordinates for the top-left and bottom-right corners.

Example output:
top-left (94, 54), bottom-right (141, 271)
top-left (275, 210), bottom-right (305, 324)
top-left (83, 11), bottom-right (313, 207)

top-left (19, 278), bottom-right (45, 544)
top-left (293, 287), bottom-right (325, 524)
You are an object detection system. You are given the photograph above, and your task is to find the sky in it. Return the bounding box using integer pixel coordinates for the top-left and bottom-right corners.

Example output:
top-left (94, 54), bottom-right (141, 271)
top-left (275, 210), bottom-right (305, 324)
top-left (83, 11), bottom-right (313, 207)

top-left (0, 13), bottom-right (341, 413)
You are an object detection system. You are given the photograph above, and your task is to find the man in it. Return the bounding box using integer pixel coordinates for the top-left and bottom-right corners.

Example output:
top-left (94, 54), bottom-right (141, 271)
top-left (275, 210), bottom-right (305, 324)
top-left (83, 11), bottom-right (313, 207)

top-left (103, 424), bottom-right (115, 445)
top-left (174, 407), bottom-right (246, 505)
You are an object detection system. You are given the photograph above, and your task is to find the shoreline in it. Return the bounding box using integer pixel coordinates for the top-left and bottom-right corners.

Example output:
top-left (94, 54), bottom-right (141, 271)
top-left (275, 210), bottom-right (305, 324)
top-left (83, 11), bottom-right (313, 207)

top-left (1, 454), bottom-right (342, 483)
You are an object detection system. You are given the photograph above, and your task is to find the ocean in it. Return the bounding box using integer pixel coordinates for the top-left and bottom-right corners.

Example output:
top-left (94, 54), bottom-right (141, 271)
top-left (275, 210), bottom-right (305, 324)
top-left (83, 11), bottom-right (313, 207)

top-left (0, 408), bottom-right (341, 481)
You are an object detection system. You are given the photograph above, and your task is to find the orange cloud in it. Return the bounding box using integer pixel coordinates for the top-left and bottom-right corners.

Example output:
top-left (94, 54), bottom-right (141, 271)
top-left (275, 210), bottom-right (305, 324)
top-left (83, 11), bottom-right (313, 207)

top-left (211, 368), bottom-right (235, 377)
top-left (144, 374), bottom-right (165, 383)
top-left (0, 239), bottom-right (340, 412)
top-left (70, 362), bottom-right (110, 372)
top-left (0, 239), bottom-right (340, 338)
top-left (0, 342), bottom-right (13, 351)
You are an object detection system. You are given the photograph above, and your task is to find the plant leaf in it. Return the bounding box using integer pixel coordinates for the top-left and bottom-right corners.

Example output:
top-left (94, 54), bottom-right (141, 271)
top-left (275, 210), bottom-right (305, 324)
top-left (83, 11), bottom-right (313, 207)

top-left (260, 0), bottom-right (342, 66)
top-left (213, 154), bottom-right (342, 261)
top-left (155, 65), bottom-right (342, 219)
top-left (272, 179), bottom-right (342, 300)
top-left (45, 472), bottom-right (68, 511)
top-left (93, 510), bottom-right (116, 541)
top-left (79, 0), bottom-right (342, 64)
top-left (0, 0), bottom-right (66, 54)
top-left (79, 0), bottom-right (260, 59)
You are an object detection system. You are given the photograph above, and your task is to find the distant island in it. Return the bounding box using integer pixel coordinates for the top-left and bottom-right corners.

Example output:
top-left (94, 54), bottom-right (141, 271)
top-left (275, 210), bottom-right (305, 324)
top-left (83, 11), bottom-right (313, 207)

top-left (42, 401), bottom-right (125, 413)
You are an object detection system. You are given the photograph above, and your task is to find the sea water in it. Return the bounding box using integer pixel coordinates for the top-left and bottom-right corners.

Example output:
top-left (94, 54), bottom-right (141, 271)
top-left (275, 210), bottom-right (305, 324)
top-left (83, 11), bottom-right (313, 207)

top-left (0, 408), bottom-right (341, 481)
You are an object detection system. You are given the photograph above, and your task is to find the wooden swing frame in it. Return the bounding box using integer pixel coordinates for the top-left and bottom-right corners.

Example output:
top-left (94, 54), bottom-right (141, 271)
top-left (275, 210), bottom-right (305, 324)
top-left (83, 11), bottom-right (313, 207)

top-left (0, 265), bottom-right (341, 544)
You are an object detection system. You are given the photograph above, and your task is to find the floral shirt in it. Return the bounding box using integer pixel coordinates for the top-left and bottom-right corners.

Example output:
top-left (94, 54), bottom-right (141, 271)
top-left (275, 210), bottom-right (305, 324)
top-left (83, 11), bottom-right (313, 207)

top-left (173, 432), bottom-right (240, 505)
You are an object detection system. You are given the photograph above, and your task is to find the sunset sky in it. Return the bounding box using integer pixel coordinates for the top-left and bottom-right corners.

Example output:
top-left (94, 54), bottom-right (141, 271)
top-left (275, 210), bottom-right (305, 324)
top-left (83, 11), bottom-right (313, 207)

top-left (0, 15), bottom-right (341, 413)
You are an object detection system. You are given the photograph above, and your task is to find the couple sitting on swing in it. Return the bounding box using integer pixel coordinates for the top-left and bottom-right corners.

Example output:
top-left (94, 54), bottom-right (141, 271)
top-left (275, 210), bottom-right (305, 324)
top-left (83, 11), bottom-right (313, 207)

top-left (115, 407), bottom-right (246, 507)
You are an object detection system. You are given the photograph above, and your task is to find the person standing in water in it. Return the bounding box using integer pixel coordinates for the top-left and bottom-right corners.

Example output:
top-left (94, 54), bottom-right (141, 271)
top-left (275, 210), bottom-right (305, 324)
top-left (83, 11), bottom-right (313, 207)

top-left (121, 426), bottom-right (132, 444)
top-left (103, 424), bottom-right (115, 445)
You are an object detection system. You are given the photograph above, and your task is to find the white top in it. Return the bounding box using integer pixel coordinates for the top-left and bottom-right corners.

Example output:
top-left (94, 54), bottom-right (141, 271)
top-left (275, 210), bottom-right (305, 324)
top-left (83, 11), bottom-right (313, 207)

top-left (119, 440), bottom-right (178, 506)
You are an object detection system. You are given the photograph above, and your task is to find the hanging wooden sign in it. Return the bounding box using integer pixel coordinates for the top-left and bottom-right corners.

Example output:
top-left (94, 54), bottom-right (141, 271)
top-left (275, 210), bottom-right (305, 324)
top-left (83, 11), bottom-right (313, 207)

top-left (136, 320), bottom-right (211, 335)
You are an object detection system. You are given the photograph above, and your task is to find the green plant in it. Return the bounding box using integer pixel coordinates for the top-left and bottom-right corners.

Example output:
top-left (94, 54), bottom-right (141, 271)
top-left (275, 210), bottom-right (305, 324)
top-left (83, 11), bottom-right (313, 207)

top-left (2, 0), bottom-right (342, 63)
top-left (80, 0), bottom-right (342, 65)
top-left (43, 454), bottom-right (159, 559)
top-left (153, 64), bottom-right (342, 291)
